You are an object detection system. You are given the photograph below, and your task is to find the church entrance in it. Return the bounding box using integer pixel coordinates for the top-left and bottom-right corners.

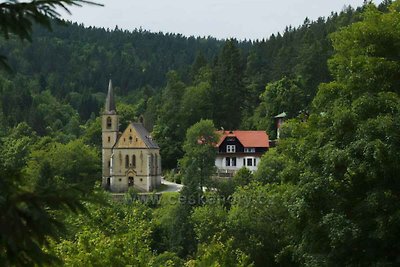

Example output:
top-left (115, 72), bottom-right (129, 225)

top-left (106, 177), bottom-right (110, 189)
top-left (128, 176), bottom-right (134, 187)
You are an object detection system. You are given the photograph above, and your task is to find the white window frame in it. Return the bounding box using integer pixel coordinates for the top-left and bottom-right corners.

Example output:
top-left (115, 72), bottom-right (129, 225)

top-left (243, 157), bottom-right (257, 167)
top-left (226, 157), bottom-right (237, 167)
top-left (226, 145), bottom-right (236, 153)
top-left (244, 147), bottom-right (255, 153)
top-left (247, 158), bottom-right (253, 166)
top-left (226, 157), bottom-right (231, 167)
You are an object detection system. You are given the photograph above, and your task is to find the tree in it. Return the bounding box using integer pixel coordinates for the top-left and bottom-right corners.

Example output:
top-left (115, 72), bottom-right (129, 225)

top-left (28, 90), bottom-right (78, 136)
top-left (25, 139), bottom-right (100, 192)
top-left (151, 252), bottom-right (185, 267)
top-left (51, 196), bottom-right (154, 266)
top-left (0, 2), bottom-right (103, 264)
top-left (256, 2), bottom-right (400, 265)
top-left (116, 102), bottom-right (137, 130)
top-left (180, 67), bottom-right (213, 130)
top-left (189, 238), bottom-right (253, 267)
top-left (191, 193), bottom-right (228, 244)
top-left (81, 116), bottom-right (101, 147)
top-left (0, 0), bottom-right (100, 69)
top-left (0, 145), bottom-right (89, 266)
top-left (0, 122), bottom-right (37, 172)
top-left (226, 183), bottom-right (295, 266)
top-left (210, 39), bottom-right (245, 129)
top-left (232, 167), bottom-right (253, 188)
top-left (180, 119), bottom-right (219, 206)
top-left (249, 76), bottom-right (305, 139)
top-left (152, 192), bottom-right (196, 257)
top-left (189, 51), bottom-right (208, 82)
top-left (254, 147), bottom-right (300, 184)
top-left (152, 71), bottom-right (186, 169)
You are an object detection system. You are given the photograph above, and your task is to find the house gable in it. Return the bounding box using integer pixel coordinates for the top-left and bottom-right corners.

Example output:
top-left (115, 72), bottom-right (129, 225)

top-left (114, 124), bottom-right (147, 149)
top-left (218, 136), bottom-right (244, 153)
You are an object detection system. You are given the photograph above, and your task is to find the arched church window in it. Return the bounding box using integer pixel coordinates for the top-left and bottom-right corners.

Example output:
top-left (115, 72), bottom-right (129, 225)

top-left (132, 155), bottom-right (136, 168)
top-left (150, 154), bottom-right (154, 174)
top-left (125, 155), bottom-right (129, 168)
top-left (155, 154), bottom-right (158, 174)
top-left (106, 117), bottom-right (112, 129)
top-left (108, 136), bottom-right (111, 143)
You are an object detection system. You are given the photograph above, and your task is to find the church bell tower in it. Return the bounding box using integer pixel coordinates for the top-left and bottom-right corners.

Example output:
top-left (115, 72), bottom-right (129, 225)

top-left (102, 79), bottom-right (119, 188)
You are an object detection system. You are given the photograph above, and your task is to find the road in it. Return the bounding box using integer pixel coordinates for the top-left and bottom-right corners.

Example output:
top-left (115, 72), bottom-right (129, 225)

top-left (159, 178), bottom-right (183, 193)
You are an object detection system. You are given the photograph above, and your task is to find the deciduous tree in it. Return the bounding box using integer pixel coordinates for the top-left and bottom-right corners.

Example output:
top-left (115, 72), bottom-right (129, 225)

top-left (180, 119), bottom-right (218, 206)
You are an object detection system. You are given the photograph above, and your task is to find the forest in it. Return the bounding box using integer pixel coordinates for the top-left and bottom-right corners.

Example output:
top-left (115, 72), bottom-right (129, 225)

top-left (0, 0), bottom-right (399, 266)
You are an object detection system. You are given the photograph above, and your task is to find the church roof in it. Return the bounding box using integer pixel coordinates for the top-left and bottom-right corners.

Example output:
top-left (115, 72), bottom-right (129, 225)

top-left (104, 79), bottom-right (116, 114)
top-left (131, 123), bottom-right (159, 149)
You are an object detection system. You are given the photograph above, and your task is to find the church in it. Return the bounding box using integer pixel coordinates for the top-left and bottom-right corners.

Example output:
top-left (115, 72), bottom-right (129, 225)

top-left (101, 80), bottom-right (162, 192)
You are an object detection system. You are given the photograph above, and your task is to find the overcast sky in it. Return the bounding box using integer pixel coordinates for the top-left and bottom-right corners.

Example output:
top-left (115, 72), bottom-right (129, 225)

top-left (62, 0), bottom-right (383, 40)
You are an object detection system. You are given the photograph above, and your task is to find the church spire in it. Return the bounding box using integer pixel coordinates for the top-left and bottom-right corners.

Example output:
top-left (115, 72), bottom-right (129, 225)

top-left (105, 79), bottom-right (116, 113)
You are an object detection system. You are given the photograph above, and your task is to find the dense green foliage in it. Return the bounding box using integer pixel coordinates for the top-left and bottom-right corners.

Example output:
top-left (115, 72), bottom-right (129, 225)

top-left (252, 2), bottom-right (400, 265)
top-left (0, 0), bottom-right (100, 69)
top-left (180, 120), bottom-right (219, 206)
top-left (0, 1), bottom-right (369, 167)
top-left (0, 124), bottom-right (100, 265)
top-left (1, 0), bottom-right (399, 266)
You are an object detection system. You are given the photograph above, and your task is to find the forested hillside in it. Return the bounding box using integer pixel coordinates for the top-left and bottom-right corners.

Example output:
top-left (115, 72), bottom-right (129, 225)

top-left (0, 3), bottom-right (370, 167)
top-left (1, 0), bottom-right (399, 266)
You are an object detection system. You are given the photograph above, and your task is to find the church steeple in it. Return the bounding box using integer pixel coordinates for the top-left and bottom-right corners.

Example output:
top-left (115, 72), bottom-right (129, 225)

top-left (102, 80), bottom-right (119, 189)
top-left (105, 79), bottom-right (116, 114)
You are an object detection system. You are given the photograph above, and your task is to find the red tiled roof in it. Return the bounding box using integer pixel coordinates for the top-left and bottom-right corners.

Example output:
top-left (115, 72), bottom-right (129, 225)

top-left (216, 130), bottom-right (269, 148)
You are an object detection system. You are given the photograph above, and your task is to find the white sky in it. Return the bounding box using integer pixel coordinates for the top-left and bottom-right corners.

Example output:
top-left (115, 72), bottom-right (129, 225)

top-left (62, 0), bottom-right (384, 40)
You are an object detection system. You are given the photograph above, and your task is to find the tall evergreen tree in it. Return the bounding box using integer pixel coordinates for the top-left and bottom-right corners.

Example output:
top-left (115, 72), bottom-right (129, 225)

top-left (152, 71), bottom-right (186, 169)
top-left (211, 39), bottom-right (245, 130)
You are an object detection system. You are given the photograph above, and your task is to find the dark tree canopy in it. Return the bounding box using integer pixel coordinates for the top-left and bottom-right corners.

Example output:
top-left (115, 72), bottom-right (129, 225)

top-left (0, 0), bottom-right (398, 266)
top-left (0, 0), bottom-right (100, 69)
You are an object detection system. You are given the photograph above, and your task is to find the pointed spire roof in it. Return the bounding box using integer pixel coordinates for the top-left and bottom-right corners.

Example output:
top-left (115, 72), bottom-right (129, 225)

top-left (274, 112), bottom-right (287, 118)
top-left (105, 79), bottom-right (116, 114)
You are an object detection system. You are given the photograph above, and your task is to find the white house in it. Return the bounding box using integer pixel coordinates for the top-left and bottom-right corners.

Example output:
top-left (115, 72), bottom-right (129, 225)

top-left (215, 130), bottom-right (269, 174)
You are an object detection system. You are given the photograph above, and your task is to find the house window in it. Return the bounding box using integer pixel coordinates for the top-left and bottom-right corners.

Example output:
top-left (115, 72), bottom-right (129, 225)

top-left (227, 145), bottom-right (236, 153)
top-left (226, 157), bottom-right (236, 167)
top-left (125, 155), bottom-right (129, 168)
top-left (253, 158), bottom-right (257, 166)
top-left (106, 117), bottom-right (112, 129)
top-left (247, 158), bottom-right (253, 166)
top-left (132, 155), bottom-right (136, 168)
top-left (244, 148), bottom-right (255, 153)
top-left (243, 158), bottom-right (246, 166)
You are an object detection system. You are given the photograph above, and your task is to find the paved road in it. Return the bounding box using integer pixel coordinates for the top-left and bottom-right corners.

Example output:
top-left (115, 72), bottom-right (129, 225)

top-left (159, 178), bottom-right (183, 193)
